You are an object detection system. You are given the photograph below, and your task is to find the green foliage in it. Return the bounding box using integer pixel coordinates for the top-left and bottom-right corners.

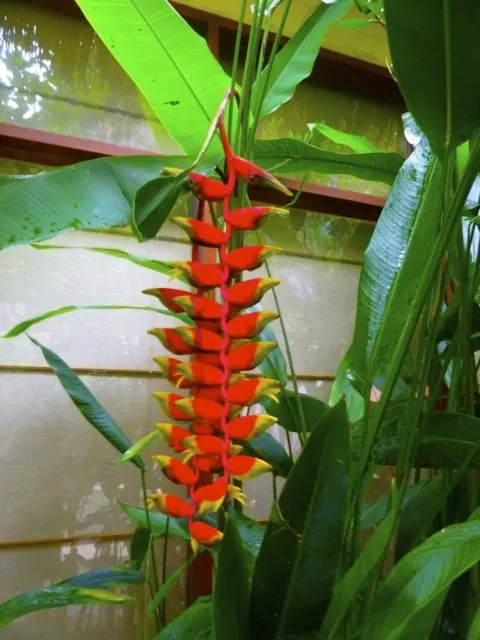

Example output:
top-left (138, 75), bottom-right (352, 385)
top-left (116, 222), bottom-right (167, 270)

top-left (29, 337), bottom-right (145, 470)
top-left (363, 521), bottom-right (480, 639)
top-left (249, 402), bottom-right (350, 639)
top-left (253, 138), bottom-right (403, 185)
top-left (214, 515), bottom-right (250, 640)
top-left (262, 388), bottom-right (329, 433)
top-left (0, 569), bottom-right (142, 627)
top-left (148, 558), bottom-right (194, 616)
top-left (2, 305), bottom-right (189, 338)
top-left (252, 0), bottom-right (352, 118)
top-left (75, 0), bottom-right (230, 155)
top-left (242, 432), bottom-right (293, 477)
top-left (130, 527), bottom-right (152, 571)
top-left (385, 0), bottom-right (480, 157)
top-left (349, 137), bottom-right (443, 389)
top-left (154, 597), bottom-right (212, 639)
top-left (308, 122), bottom-right (380, 153)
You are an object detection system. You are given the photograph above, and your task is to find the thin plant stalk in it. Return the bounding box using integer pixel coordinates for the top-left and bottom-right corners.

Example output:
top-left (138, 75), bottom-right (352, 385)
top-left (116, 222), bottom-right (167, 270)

top-left (228, 0), bottom-right (248, 142)
top-left (140, 470), bottom-right (161, 629)
top-left (161, 517), bottom-right (170, 627)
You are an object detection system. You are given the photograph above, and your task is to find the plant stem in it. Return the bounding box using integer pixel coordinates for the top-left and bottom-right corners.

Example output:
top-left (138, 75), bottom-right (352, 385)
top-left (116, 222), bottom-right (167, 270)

top-left (228, 0), bottom-right (248, 142)
top-left (161, 517), bottom-right (170, 627)
top-left (140, 470), bottom-right (161, 629)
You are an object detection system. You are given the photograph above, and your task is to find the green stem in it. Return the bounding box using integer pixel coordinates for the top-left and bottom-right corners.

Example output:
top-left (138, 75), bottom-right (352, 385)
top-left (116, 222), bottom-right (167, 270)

top-left (228, 0), bottom-right (248, 142)
top-left (161, 517), bottom-right (170, 627)
top-left (248, 0), bottom-right (294, 150)
top-left (140, 470), bottom-right (161, 629)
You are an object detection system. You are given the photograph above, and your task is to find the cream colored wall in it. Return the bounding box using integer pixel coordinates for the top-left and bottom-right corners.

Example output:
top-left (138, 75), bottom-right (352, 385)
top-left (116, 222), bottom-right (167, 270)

top-left (0, 1), bottom-right (381, 636)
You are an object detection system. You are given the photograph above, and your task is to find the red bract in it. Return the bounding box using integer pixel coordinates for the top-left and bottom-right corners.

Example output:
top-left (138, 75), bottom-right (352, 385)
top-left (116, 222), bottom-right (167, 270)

top-left (227, 310), bottom-right (279, 339)
top-left (225, 246), bottom-right (280, 272)
top-left (170, 261), bottom-right (226, 289)
top-left (171, 217), bottom-right (227, 247)
top-left (188, 172), bottom-right (232, 201)
top-left (226, 277), bottom-right (280, 309)
top-left (146, 116), bottom-right (285, 551)
top-left (225, 206), bottom-right (289, 231)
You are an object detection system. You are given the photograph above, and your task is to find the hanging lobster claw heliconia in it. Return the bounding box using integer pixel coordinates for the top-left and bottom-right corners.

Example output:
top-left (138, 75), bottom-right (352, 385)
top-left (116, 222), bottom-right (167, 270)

top-left (144, 117), bottom-right (290, 553)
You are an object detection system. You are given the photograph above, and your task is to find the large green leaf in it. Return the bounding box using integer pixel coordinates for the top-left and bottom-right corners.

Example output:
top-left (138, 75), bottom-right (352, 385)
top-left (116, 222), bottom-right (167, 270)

top-left (349, 138), bottom-right (443, 387)
top-left (59, 568), bottom-right (145, 589)
top-left (242, 432), bottom-right (292, 478)
top-left (253, 139), bottom-right (404, 185)
top-left (0, 586), bottom-right (132, 628)
top-left (3, 305), bottom-right (188, 338)
top-left (120, 503), bottom-right (189, 540)
top-left (384, 0), bottom-right (480, 157)
top-left (75, 0), bottom-right (230, 155)
top-left (154, 596), bottom-right (212, 640)
top-left (214, 515), bottom-right (250, 640)
top-left (263, 388), bottom-right (329, 433)
top-left (318, 486), bottom-right (398, 640)
top-left (252, 0), bottom-right (352, 118)
top-left (363, 520), bottom-right (480, 640)
top-left (249, 402), bottom-right (350, 639)
top-left (29, 337), bottom-right (144, 470)
top-left (0, 155), bottom-right (190, 250)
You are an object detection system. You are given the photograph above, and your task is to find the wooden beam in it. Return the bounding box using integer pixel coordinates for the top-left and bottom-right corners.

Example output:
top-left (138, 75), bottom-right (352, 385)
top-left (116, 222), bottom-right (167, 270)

top-left (0, 123), bottom-right (385, 221)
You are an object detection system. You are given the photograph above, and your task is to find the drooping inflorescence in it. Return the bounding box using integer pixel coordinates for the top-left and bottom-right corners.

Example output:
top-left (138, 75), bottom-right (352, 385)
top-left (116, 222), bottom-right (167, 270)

top-left (144, 117), bottom-right (290, 553)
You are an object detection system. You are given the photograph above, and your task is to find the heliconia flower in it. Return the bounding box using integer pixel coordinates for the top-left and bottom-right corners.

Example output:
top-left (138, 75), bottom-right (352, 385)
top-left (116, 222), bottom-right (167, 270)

top-left (171, 217), bottom-right (227, 247)
top-left (192, 478), bottom-right (246, 515)
top-left (232, 156), bottom-right (292, 196)
top-left (226, 278), bottom-right (280, 309)
top-left (153, 391), bottom-right (192, 421)
top-left (226, 414), bottom-right (277, 440)
top-left (155, 422), bottom-right (191, 453)
top-left (153, 356), bottom-right (191, 388)
top-left (174, 362), bottom-right (223, 386)
top-left (172, 294), bottom-right (223, 320)
top-left (152, 455), bottom-right (198, 485)
top-left (227, 341), bottom-right (278, 371)
top-left (148, 328), bottom-right (193, 356)
top-left (227, 455), bottom-right (273, 480)
top-left (225, 246), bottom-right (281, 272)
top-left (148, 493), bottom-right (195, 518)
top-left (173, 326), bottom-right (223, 352)
top-left (143, 287), bottom-right (191, 313)
top-left (189, 520), bottom-right (224, 554)
top-left (169, 261), bottom-right (226, 289)
top-left (227, 310), bottom-right (279, 339)
top-left (227, 378), bottom-right (281, 406)
top-left (225, 206), bottom-right (289, 231)
top-left (188, 172), bottom-right (232, 201)
top-left (182, 434), bottom-right (227, 455)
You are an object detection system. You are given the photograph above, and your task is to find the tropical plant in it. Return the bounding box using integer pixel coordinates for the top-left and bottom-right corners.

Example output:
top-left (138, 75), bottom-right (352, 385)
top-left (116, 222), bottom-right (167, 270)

top-left (1, 0), bottom-right (480, 638)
